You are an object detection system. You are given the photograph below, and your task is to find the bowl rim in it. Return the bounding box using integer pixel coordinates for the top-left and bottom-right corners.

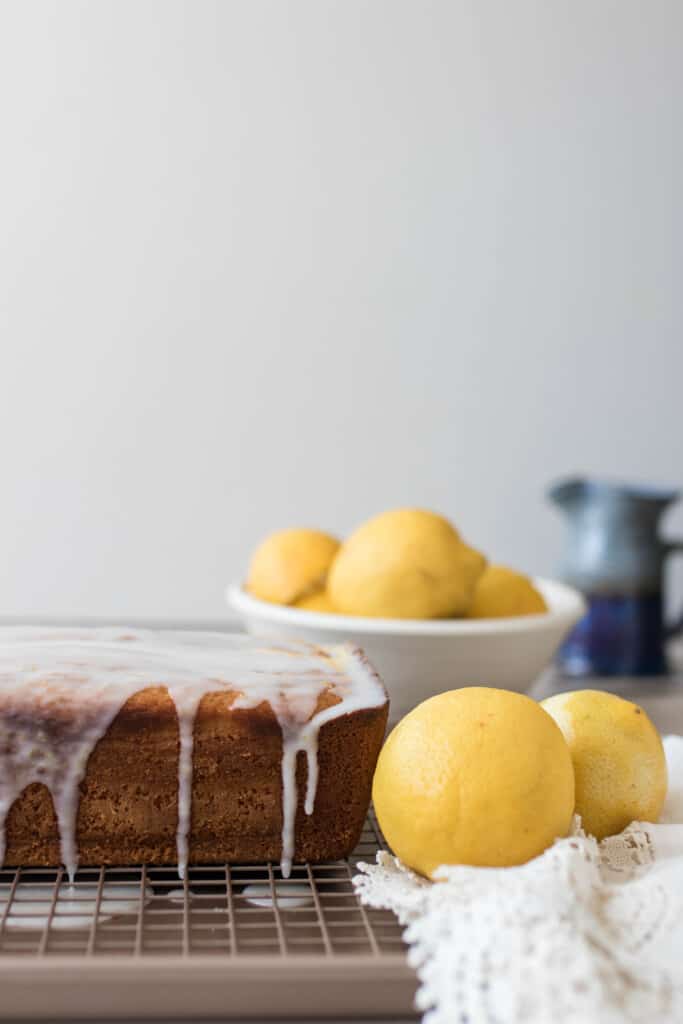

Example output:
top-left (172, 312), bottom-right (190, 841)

top-left (225, 578), bottom-right (586, 637)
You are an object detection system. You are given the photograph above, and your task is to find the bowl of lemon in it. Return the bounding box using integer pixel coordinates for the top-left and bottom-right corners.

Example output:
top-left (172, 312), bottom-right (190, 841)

top-left (226, 508), bottom-right (585, 719)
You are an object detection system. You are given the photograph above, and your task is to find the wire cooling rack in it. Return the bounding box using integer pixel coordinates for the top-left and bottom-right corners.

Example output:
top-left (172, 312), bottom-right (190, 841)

top-left (0, 810), bottom-right (416, 1020)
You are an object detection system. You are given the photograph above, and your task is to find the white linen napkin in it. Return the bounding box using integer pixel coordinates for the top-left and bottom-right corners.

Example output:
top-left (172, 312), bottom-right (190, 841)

top-left (354, 735), bottom-right (683, 1024)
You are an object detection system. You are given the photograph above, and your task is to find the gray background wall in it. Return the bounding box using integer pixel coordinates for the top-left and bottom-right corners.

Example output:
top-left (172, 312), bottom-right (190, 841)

top-left (1, 0), bottom-right (681, 620)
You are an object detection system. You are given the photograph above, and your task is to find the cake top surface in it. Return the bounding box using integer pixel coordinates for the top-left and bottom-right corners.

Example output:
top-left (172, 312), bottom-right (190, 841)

top-left (0, 627), bottom-right (387, 724)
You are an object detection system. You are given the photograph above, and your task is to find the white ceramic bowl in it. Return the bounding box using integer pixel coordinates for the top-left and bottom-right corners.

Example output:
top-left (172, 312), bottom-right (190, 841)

top-left (226, 579), bottom-right (586, 721)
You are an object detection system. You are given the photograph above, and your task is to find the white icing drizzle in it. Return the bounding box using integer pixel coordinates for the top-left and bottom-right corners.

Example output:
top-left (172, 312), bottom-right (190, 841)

top-left (0, 882), bottom-right (152, 931)
top-left (171, 686), bottom-right (206, 881)
top-left (0, 628), bottom-right (385, 881)
top-left (242, 883), bottom-right (312, 909)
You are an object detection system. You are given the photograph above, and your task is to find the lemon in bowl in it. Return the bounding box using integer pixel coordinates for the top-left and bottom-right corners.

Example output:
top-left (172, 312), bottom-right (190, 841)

top-left (372, 687), bottom-right (575, 877)
top-left (468, 565), bottom-right (548, 618)
top-left (328, 508), bottom-right (486, 619)
top-left (246, 528), bottom-right (340, 607)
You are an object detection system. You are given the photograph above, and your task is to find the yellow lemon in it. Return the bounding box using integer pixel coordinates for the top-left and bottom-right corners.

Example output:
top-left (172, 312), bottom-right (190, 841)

top-left (541, 690), bottom-right (667, 839)
top-left (247, 529), bottom-right (340, 605)
top-left (328, 508), bottom-right (486, 619)
top-left (373, 688), bottom-right (575, 877)
top-left (293, 589), bottom-right (338, 613)
top-left (468, 565), bottom-right (547, 618)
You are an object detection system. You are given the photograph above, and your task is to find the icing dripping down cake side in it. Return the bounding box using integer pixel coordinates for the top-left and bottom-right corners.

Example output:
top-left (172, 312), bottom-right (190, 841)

top-left (0, 629), bottom-right (388, 878)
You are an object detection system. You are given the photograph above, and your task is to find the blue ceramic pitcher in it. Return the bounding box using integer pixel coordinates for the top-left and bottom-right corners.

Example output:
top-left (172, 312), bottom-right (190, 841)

top-left (549, 477), bottom-right (683, 676)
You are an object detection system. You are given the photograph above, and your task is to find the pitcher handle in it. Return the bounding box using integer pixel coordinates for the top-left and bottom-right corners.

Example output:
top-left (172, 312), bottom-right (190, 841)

top-left (665, 541), bottom-right (683, 637)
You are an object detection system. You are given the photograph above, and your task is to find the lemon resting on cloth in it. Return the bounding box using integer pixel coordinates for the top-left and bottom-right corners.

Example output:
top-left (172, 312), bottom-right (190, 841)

top-left (542, 689), bottom-right (668, 840)
top-left (372, 687), bottom-right (575, 877)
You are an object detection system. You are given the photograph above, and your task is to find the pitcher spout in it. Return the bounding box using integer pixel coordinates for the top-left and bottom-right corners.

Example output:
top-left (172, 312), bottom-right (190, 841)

top-left (547, 476), bottom-right (588, 511)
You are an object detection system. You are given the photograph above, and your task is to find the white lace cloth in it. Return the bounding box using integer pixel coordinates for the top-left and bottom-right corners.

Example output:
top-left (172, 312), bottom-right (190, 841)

top-left (354, 735), bottom-right (683, 1024)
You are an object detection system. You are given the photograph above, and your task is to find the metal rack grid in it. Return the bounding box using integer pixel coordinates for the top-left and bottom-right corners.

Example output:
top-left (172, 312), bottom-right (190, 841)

top-left (0, 811), bottom-right (416, 1020)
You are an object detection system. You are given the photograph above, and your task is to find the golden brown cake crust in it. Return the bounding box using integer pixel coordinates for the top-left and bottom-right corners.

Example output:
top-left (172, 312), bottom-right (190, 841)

top-left (4, 686), bottom-right (388, 867)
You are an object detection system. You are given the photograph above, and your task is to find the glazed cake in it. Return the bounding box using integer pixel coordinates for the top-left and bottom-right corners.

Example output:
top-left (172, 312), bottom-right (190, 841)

top-left (0, 628), bottom-right (388, 878)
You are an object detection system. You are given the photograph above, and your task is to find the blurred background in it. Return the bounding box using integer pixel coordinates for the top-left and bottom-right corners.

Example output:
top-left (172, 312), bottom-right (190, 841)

top-left (0, 0), bottom-right (681, 620)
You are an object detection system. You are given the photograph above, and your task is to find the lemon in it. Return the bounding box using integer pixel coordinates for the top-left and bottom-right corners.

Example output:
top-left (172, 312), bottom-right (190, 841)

top-left (541, 690), bottom-right (667, 839)
top-left (328, 508), bottom-right (486, 619)
top-left (373, 688), bottom-right (575, 876)
top-left (293, 589), bottom-right (338, 613)
top-left (247, 529), bottom-right (340, 605)
top-left (467, 565), bottom-right (547, 618)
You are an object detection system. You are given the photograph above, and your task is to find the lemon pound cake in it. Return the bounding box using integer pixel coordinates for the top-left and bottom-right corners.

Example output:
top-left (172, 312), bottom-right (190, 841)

top-left (0, 629), bottom-right (388, 879)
